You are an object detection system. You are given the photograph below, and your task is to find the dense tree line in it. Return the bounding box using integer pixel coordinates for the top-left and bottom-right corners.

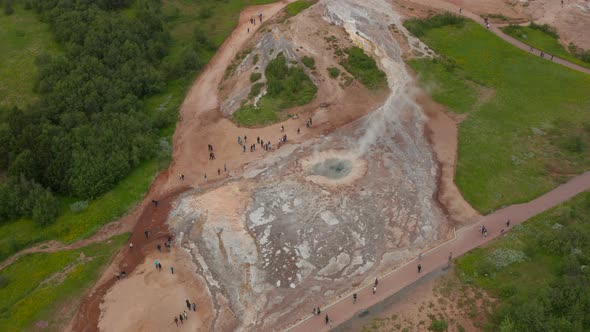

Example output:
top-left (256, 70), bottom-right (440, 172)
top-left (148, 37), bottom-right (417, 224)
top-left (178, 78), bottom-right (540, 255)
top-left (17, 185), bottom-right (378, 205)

top-left (0, 0), bottom-right (176, 225)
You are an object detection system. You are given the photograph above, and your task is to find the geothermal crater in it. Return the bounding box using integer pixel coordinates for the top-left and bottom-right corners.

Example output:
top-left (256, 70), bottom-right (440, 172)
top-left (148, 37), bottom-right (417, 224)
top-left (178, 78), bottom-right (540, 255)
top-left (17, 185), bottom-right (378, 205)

top-left (166, 0), bottom-right (448, 330)
top-left (313, 158), bottom-right (352, 179)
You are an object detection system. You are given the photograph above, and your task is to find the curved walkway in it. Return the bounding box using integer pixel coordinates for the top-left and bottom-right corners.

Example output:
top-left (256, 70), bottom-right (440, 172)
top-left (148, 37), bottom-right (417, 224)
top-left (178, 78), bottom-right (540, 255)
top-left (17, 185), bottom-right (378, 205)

top-left (409, 0), bottom-right (590, 75)
top-left (286, 171), bottom-right (590, 331)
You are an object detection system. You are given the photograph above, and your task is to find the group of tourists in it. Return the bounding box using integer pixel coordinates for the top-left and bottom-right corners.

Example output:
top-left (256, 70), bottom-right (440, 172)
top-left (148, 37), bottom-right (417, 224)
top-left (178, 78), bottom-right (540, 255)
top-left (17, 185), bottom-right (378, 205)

top-left (173, 300), bottom-right (198, 326)
top-left (247, 13), bottom-right (263, 33)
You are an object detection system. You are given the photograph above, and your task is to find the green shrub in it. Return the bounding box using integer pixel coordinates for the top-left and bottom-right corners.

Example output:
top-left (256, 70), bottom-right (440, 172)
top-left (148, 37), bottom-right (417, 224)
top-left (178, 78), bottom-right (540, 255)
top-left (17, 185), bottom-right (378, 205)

top-left (328, 66), bottom-right (341, 78)
top-left (428, 319), bottom-right (448, 332)
top-left (302, 56), bottom-right (315, 69)
top-left (70, 201), bottom-right (89, 214)
top-left (252, 54), bottom-right (259, 65)
top-left (265, 53), bottom-right (317, 106)
top-left (339, 47), bottom-right (387, 89)
top-left (234, 52), bottom-right (317, 126)
top-left (250, 72), bottom-right (262, 82)
top-left (285, 0), bottom-right (315, 17)
top-left (232, 104), bottom-right (278, 126)
top-left (249, 82), bottom-right (265, 98)
top-left (529, 22), bottom-right (559, 39)
top-left (404, 14), bottom-right (465, 37)
top-left (4, 0), bottom-right (14, 15)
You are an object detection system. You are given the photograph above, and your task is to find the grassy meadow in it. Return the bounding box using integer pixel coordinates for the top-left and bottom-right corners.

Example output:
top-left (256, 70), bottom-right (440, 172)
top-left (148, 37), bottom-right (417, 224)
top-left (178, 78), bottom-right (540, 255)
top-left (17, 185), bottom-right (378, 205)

top-left (0, 2), bottom-right (60, 109)
top-left (0, 234), bottom-right (128, 331)
top-left (285, 0), bottom-right (316, 18)
top-left (456, 192), bottom-right (590, 330)
top-left (501, 24), bottom-right (590, 70)
top-left (407, 17), bottom-right (590, 213)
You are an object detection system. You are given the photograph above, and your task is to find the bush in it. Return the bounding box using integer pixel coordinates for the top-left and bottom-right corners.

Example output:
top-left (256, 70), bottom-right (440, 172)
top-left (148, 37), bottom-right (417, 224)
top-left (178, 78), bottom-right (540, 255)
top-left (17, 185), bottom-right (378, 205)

top-left (70, 201), bottom-right (89, 213)
top-left (428, 319), bottom-right (448, 332)
top-left (529, 22), bottom-right (559, 39)
top-left (265, 53), bottom-right (317, 106)
top-left (339, 47), bottom-right (387, 89)
top-left (301, 56), bottom-right (315, 69)
top-left (252, 54), bottom-right (259, 65)
top-left (285, 0), bottom-right (314, 17)
top-left (561, 135), bottom-right (586, 153)
top-left (0, 176), bottom-right (59, 226)
top-left (4, 0), bottom-right (14, 15)
top-left (250, 72), bottom-right (262, 82)
top-left (568, 43), bottom-right (590, 64)
top-left (0, 275), bottom-right (9, 289)
top-left (249, 82), bottom-right (265, 99)
top-left (328, 66), bottom-right (341, 78)
top-left (404, 14), bottom-right (465, 37)
top-left (32, 190), bottom-right (59, 226)
top-left (486, 248), bottom-right (527, 269)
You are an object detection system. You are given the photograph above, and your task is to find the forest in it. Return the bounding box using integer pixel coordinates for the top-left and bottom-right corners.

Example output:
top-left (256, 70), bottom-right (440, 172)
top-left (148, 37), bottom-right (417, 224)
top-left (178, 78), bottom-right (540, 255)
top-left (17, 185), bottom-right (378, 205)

top-left (0, 0), bottom-right (189, 225)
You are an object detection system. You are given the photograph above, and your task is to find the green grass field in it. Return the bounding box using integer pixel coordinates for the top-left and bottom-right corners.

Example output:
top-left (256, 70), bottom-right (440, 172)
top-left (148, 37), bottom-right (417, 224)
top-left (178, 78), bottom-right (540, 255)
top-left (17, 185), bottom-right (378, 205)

top-left (0, 3), bottom-right (60, 109)
top-left (408, 18), bottom-right (590, 213)
top-left (456, 192), bottom-right (590, 330)
top-left (285, 0), bottom-right (316, 18)
top-left (501, 25), bottom-right (590, 70)
top-left (0, 234), bottom-right (127, 331)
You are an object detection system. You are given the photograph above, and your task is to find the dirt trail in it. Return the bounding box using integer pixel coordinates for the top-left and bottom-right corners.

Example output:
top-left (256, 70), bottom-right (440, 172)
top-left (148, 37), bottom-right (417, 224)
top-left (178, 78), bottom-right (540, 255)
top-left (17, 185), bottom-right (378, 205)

top-left (0, 205), bottom-right (143, 271)
top-left (403, 0), bottom-right (590, 75)
top-left (286, 171), bottom-right (590, 331)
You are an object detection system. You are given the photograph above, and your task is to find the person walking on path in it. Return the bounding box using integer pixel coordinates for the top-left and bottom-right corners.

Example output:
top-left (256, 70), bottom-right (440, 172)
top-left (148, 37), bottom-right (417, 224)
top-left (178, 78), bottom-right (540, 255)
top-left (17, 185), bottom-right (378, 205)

top-left (157, 244), bottom-right (161, 252)
top-left (325, 314), bottom-right (329, 325)
top-left (129, 242), bottom-right (133, 249)
top-left (192, 302), bottom-right (197, 311)
top-left (158, 262), bottom-right (162, 271)
top-left (374, 278), bottom-right (378, 287)
top-left (115, 272), bottom-right (120, 280)
top-left (154, 260), bottom-right (159, 269)
top-left (171, 266), bottom-right (174, 274)
top-left (312, 308), bottom-right (317, 316)
top-left (418, 263), bottom-right (422, 273)
top-left (186, 300), bottom-right (191, 310)
top-left (317, 307), bottom-right (321, 315)
top-left (353, 293), bottom-right (357, 303)
top-left (506, 220), bottom-right (511, 228)
top-left (145, 230), bottom-right (149, 239)
top-left (183, 311), bottom-right (188, 320)
top-left (372, 286), bottom-right (376, 294)
top-left (175, 316), bottom-right (179, 326)
top-left (179, 314), bottom-right (183, 324)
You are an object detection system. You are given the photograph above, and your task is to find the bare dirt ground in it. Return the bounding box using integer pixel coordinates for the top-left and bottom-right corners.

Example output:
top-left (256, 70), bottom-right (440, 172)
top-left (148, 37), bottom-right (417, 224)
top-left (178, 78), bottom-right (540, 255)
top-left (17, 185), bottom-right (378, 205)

top-left (336, 269), bottom-right (494, 332)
